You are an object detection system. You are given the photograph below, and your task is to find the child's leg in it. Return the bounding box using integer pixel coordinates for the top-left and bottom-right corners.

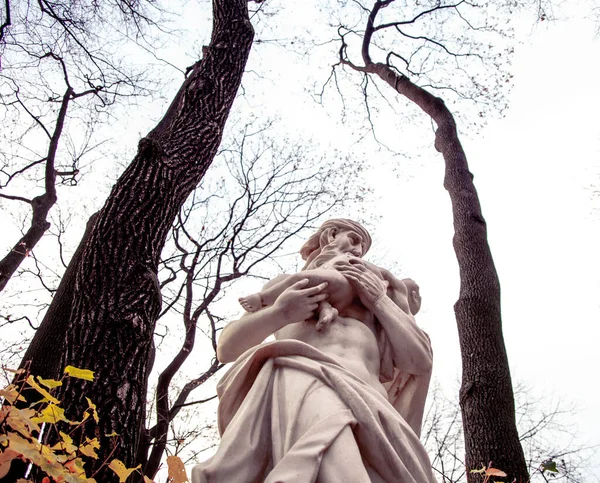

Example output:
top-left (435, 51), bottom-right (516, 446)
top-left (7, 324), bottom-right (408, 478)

top-left (238, 292), bottom-right (264, 313)
top-left (315, 301), bottom-right (339, 332)
top-left (238, 274), bottom-right (299, 312)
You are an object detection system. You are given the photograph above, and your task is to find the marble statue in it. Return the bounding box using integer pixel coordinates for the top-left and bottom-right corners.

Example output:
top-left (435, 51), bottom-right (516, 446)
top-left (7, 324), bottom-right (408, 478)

top-left (192, 219), bottom-right (435, 483)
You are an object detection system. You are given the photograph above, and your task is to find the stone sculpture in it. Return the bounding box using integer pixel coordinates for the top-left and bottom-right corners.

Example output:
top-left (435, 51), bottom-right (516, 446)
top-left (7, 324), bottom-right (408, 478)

top-left (192, 219), bottom-right (435, 482)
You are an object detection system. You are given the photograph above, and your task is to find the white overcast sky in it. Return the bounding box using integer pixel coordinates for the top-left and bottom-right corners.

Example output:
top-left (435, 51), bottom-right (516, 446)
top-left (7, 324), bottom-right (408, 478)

top-left (372, 10), bottom-right (600, 476)
top-left (1, 0), bottom-right (599, 479)
top-left (169, 2), bottom-right (600, 476)
top-left (239, 1), bottom-right (600, 476)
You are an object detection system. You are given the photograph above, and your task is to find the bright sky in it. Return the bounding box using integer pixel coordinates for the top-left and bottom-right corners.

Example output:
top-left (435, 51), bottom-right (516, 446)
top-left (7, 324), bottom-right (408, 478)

top-left (368, 12), bottom-right (600, 476)
top-left (1, 0), bottom-right (599, 480)
top-left (369, 12), bottom-right (600, 475)
top-left (469, 17), bottom-right (600, 474)
top-left (168, 3), bottom-right (600, 477)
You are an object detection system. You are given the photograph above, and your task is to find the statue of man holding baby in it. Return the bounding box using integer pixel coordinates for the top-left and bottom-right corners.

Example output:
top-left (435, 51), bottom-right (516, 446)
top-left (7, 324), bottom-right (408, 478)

top-left (192, 219), bottom-right (435, 483)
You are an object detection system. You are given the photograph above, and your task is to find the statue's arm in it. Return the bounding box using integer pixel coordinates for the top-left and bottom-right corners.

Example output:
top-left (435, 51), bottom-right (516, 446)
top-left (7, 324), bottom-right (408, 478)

top-left (335, 262), bottom-right (432, 376)
top-left (372, 295), bottom-right (432, 376)
top-left (216, 277), bottom-right (328, 363)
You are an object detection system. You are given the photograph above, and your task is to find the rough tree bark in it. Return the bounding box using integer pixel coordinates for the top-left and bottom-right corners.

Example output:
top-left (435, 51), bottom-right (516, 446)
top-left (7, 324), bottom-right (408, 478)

top-left (17, 212), bottom-right (98, 379)
top-left (15, 0), bottom-right (254, 480)
top-left (339, 1), bottom-right (529, 481)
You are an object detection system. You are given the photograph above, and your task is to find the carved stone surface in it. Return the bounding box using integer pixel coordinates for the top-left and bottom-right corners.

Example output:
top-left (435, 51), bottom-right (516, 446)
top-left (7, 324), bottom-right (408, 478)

top-left (192, 219), bottom-right (435, 482)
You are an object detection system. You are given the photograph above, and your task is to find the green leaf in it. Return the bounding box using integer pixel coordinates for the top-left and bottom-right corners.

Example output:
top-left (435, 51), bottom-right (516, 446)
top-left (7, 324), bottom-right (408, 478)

top-left (541, 460), bottom-right (558, 473)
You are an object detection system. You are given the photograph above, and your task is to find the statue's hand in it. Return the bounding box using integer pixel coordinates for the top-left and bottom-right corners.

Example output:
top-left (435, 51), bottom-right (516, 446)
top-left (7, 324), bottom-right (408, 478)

top-left (335, 261), bottom-right (387, 311)
top-left (272, 279), bottom-right (329, 324)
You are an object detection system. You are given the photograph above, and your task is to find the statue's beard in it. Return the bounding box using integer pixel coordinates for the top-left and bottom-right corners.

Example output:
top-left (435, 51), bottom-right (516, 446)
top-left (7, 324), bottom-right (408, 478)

top-left (304, 243), bottom-right (354, 270)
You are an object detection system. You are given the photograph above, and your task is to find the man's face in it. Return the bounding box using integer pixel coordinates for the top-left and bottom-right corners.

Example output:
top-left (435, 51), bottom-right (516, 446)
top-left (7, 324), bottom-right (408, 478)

top-left (331, 229), bottom-right (364, 257)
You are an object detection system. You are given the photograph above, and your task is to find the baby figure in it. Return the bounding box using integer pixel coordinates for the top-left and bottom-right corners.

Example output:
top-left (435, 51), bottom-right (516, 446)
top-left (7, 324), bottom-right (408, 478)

top-left (239, 253), bottom-right (421, 331)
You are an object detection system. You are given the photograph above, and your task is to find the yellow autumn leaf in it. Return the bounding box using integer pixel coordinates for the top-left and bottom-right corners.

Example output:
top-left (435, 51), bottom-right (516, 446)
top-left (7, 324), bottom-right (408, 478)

top-left (25, 376), bottom-right (59, 404)
top-left (32, 403), bottom-right (71, 424)
top-left (5, 407), bottom-right (41, 437)
top-left (78, 445), bottom-right (98, 459)
top-left (65, 457), bottom-right (86, 476)
top-left (5, 432), bottom-right (40, 457)
top-left (0, 385), bottom-right (26, 404)
top-left (105, 432), bottom-right (119, 437)
top-left (167, 455), bottom-right (189, 483)
top-left (86, 397), bottom-right (99, 423)
top-left (79, 437), bottom-right (100, 459)
top-left (36, 376), bottom-right (63, 389)
top-left (51, 431), bottom-right (78, 455)
top-left (64, 366), bottom-right (95, 381)
top-left (55, 453), bottom-right (70, 463)
top-left (143, 476), bottom-right (155, 483)
top-left (4, 432), bottom-right (65, 481)
top-left (109, 459), bottom-right (141, 482)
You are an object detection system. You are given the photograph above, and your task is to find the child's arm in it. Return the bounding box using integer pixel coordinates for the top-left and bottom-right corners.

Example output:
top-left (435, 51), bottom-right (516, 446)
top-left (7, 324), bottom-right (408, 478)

top-left (222, 279), bottom-right (328, 362)
top-left (239, 274), bottom-right (295, 312)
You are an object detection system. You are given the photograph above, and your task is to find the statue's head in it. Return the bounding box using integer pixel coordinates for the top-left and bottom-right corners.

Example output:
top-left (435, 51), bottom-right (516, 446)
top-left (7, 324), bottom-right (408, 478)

top-left (300, 219), bottom-right (372, 268)
top-left (402, 278), bottom-right (422, 315)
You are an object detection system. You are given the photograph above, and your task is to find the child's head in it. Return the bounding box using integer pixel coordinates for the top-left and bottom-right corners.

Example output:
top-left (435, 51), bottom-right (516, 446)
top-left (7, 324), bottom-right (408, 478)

top-left (402, 278), bottom-right (422, 315)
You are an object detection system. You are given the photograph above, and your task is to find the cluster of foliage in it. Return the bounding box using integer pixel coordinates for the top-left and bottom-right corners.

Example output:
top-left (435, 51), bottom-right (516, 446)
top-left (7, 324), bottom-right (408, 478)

top-left (0, 366), bottom-right (188, 482)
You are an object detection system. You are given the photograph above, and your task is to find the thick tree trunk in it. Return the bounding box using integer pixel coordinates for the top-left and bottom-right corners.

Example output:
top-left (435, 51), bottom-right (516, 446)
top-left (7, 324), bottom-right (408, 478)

top-left (18, 212), bottom-right (98, 379)
top-left (17, 1), bottom-right (254, 480)
top-left (371, 63), bottom-right (529, 482)
top-left (1, 215), bottom-right (99, 483)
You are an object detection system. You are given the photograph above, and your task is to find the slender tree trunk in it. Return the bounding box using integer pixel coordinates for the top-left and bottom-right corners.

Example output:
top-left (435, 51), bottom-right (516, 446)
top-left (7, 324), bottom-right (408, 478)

top-left (341, 2), bottom-right (528, 474)
top-left (371, 63), bottom-right (529, 481)
top-left (18, 1), bottom-right (254, 480)
top-left (0, 87), bottom-right (72, 293)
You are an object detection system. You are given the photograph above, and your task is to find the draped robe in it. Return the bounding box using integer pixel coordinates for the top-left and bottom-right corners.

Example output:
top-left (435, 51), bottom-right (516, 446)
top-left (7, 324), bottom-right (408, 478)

top-left (192, 326), bottom-right (435, 483)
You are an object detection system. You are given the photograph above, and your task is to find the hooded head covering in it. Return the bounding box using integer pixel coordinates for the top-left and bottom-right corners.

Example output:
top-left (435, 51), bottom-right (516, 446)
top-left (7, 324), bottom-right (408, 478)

top-left (300, 219), bottom-right (372, 268)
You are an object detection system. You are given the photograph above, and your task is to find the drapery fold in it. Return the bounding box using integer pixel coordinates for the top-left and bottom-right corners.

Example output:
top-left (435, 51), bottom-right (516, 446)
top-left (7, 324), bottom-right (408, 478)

top-left (192, 339), bottom-right (434, 483)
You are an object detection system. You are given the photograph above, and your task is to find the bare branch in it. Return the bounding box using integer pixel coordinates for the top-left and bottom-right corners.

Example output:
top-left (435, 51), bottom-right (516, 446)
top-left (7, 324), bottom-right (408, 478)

top-left (374, 1), bottom-right (467, 31)
top-left (170, 394), bottom-right (218, 413)
top-left (0, 193), bottom-right (32, 203)
top-left (0, 0), bottom-right (10, 42)
top-left (0, 85), bottom-right (72, 292)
